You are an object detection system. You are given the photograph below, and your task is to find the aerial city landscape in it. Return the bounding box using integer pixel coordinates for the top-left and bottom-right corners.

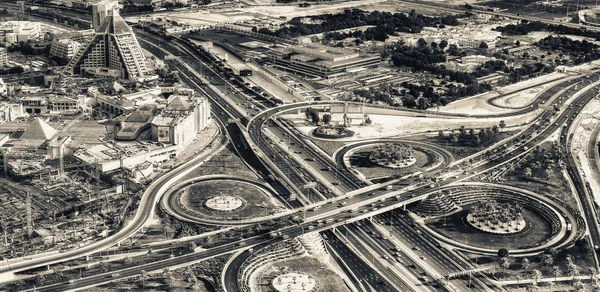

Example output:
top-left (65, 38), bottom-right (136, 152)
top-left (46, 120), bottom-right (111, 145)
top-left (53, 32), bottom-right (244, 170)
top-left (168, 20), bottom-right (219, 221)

top-left (4, 0), bottom-right (600, 291)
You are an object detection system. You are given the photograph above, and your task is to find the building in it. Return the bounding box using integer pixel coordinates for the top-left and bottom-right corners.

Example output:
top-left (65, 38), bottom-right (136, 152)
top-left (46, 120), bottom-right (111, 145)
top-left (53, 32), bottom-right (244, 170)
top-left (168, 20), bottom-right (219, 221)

top-left (267, 44), bottom-right (380, 78)
top-left (49, 38), bottom-right (82, 62)
top-left (48, 95), bottom-right (80, 115)
top-left (92, 0), bottom-right (119, 30)
top-left (0, 21), bottom-right (41, 44)
top-left (65, 8), bottom-right (150, 80)
top-left (150, 95), bottom-right (210, 152)
top-left (0, 48), bottom-right (7, 67)
top-left (20, 96), bottom-right (47, 114)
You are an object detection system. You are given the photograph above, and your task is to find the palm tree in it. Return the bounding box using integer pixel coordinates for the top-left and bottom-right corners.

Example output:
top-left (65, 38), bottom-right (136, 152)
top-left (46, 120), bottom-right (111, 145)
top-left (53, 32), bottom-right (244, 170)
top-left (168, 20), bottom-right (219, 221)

top-left (531, 269), bottom-right (542, 286)
top-left (552, 266), bottom-right (562, 282)
top-left (140, 270), bottom-right (147, 287)
top-left (98, 262), bottom-right (109, 273)
top-left (521, 258), bottom-right (531, 270)
top-left (573, 279), bottom-right (585, 292)
top-left (526, 283), bottom-right (539, 292)
top-left (540, 254), bottom-right (554, 269)
top-left (123, 257), bottom-right (133, 265)
top-left (499, 257), bottom-right (510, 278)
top-left (568, 263), bottom-right (581, 280)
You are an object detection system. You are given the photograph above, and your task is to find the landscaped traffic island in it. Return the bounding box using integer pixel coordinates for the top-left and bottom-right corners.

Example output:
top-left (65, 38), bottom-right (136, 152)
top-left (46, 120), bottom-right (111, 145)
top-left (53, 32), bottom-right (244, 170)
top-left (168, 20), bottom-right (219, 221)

top-left (312, 125), bottom-right (354, 139)
top-left (466, 200), bottom-right (526, 235)
top-left (368, 143), bottom-right (417, 169)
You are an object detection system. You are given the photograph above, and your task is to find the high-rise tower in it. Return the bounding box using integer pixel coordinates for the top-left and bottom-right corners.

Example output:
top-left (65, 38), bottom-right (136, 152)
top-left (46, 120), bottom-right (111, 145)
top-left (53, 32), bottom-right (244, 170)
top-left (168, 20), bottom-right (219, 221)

top-left (92, 0), bottom-right (119, 30)
top-left (65, 8), bottom-right (149, 80)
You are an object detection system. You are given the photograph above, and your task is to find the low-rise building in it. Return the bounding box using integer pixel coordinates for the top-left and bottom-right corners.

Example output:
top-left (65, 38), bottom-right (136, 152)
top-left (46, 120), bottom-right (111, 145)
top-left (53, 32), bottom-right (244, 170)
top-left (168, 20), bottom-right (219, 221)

top-left (0, 21), bottom-right (41, 44)
top-left (267, 44), bottom-right (380, 78)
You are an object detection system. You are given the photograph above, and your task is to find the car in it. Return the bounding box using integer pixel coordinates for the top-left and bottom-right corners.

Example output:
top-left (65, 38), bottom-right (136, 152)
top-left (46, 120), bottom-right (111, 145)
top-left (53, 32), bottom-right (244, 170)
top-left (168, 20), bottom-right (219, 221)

top-left (382, 254), bottom-right (389, 259)
top-left (111, 273), bottom-right (120, 278)
top-left (413, 246), bottom-right (421, 251)
top-left (420, 256), bottom-right (426, 260)
top-left (308, 225), bottom-right (314, 230)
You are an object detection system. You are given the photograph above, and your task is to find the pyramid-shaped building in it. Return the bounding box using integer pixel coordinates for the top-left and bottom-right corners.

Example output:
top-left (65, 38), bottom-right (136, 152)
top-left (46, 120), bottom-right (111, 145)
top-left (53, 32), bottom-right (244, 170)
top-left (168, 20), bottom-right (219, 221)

top-left (21, 118), bottom-right (57, 141)
top-left (64, 8), bottom-right (149, 80)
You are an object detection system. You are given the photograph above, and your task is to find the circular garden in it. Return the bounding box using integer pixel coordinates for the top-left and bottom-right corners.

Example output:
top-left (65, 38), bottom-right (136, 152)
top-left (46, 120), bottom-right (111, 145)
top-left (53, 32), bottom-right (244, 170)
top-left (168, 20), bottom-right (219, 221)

top-left (175, 179), bottom-right (283, 223)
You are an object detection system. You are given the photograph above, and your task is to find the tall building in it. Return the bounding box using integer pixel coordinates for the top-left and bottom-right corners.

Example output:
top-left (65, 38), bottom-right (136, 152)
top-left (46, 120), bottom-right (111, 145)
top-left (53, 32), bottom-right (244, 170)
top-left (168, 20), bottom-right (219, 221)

top-left (92, 0), bottom-right (119, 30)
top-left (65, 8), bottom-right (150, 80)
top-left (0, 48), bottom-right (7, 67)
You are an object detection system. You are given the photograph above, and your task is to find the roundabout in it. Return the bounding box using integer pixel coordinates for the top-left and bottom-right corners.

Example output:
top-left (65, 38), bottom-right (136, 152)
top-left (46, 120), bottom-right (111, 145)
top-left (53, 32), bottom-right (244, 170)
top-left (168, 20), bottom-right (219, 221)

top-left (334, 139), bottom-right (454, 182)
top-left (414, 183), bottom-right (584, 255)
top-left (161, 175), bottom-right (286, 225)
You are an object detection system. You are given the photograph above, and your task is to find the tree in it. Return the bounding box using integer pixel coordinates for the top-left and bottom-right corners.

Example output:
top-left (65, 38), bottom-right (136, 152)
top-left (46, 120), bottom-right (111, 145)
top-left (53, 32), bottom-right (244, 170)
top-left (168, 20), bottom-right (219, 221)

top-left (479, 41), bottom-right (489, 49)
top-left (438, 130), bottom-right (445, 141)
top-left (497, 248), bottom-right (510, 258)
top-left (568, 263), bottom-right (581, 280)
top-left (552, 266), bottom-right (562, 282)
top-left (499, 257), bottom-right (511, 277)
top-left (524, 167), bottom-right (533, 178)
top-left (439, 40), bottom-right (448, 50)
top-left (123, 257), bottom-right (133, 265)
top-left (522, 258), bottom-right (531, 270)
top-left (310, 111), bottom-right (320, 124)
top-left (540, 253), bottom-right (554, 269)
top-left (323, 114), bottom-right (332, 124)
top-left (531, 269), bottom-right (542, 285)
top-left (35, 274), bottom-right (46, 286)
top-left (499, 120), bottom-right (506, 132)
top-left (516, 40), bottom-right (521, 47)
top-left (140, 270), bottom-right (148, 287)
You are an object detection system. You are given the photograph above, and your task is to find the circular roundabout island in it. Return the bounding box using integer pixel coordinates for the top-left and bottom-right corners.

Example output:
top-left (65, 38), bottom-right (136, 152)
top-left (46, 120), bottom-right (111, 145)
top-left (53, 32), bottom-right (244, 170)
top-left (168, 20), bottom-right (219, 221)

top-left (161, 175), bottom-right (284, 225)
top-left (312, 125), bottom-right (354, 139)
top-left (414, 184), bottom-right (581, 254)
top-left (272, 273), bottom-right (318, 292)
top-left (465, 200), bottom-right (527, 235)
top-left (369, 143), bottom-right (417, 169)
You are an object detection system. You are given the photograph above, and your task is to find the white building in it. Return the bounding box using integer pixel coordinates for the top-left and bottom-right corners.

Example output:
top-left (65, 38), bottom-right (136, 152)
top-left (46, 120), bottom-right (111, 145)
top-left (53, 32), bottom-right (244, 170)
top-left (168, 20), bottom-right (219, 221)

top-left (92, 0), bottom-right (119, 30)
top-left (0, 21), bottom-right (41, 44)
top-left (0, 48), bottom-right (7, 67)
top-left (49, 38), bottom-right (82, 61)
top-left (150, 95), bottom-right (210, 153)
top-left (66, 8), bottom-right (150, 80)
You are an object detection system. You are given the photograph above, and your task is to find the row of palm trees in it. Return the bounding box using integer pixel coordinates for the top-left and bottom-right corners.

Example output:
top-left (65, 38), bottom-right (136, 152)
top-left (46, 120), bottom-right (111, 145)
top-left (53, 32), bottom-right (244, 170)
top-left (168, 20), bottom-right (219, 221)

top-left (470, 200), bottom-right (525, 231)
top-left (504, 255), bottom-right (599, 291)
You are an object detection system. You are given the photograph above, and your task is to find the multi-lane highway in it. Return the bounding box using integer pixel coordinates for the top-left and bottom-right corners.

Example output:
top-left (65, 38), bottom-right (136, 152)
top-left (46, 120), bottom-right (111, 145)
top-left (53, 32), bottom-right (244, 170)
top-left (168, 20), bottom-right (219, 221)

top-left (5, 3), bottom-right (600, 290)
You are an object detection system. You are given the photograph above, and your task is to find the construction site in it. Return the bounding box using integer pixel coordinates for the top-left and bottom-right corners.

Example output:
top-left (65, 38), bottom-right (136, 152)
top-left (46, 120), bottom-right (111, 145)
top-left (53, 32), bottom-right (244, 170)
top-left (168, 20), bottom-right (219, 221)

top-left (0, 113), bottom-right (147, 260)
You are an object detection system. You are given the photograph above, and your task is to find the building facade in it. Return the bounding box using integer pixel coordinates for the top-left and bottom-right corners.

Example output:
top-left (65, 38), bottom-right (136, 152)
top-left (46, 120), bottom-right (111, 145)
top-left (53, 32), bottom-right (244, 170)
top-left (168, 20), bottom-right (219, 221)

top-left (65, 8), bottom-right (150, 80)
top-left (0, 21), bottom-right (41, 44)
top-left (92, 0), bottom-right (119, 30)
top-left (49, 38), bottom-right (82, 61)
top-left (0, 48), bottom-right (7, 67)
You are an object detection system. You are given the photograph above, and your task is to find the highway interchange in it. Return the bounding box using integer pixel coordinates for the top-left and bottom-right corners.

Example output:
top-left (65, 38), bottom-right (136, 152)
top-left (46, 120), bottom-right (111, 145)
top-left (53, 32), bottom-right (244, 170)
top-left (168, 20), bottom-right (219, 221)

top-left (4, 1), bottom-right (600, 291)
